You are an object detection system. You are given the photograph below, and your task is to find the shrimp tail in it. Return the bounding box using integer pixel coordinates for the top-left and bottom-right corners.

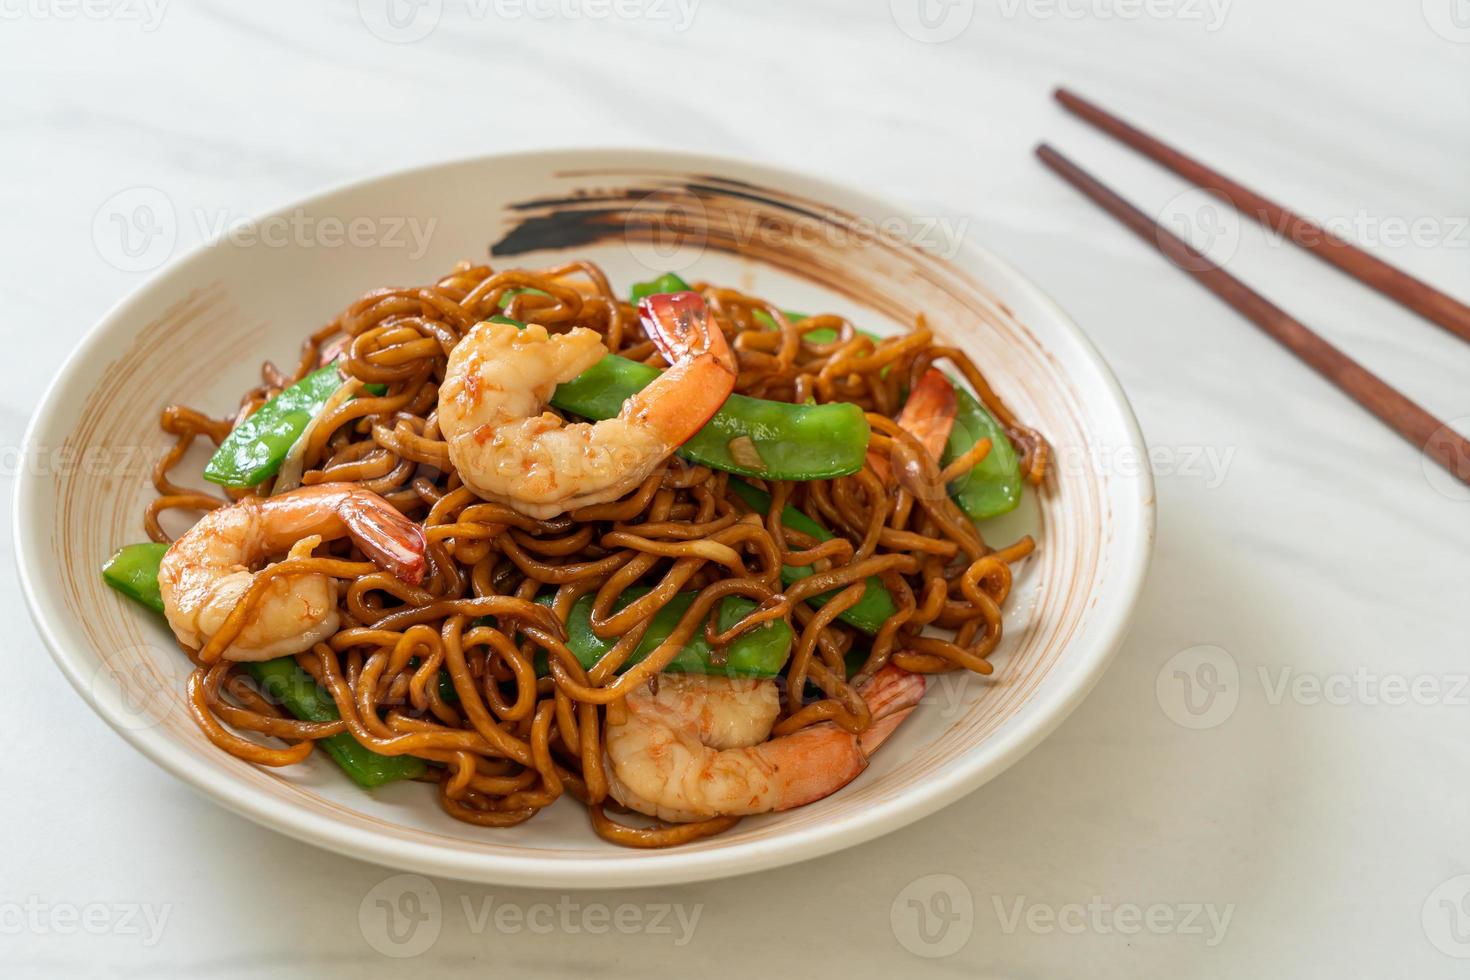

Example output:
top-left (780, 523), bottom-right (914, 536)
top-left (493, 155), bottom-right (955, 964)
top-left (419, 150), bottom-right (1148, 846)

top-left (638, 291), bottom-right (737, 374)
top-left (854, 665), bottom-right (926, 756)
top-left (767, 725), bottom-right (871, 811)
top-left (339, 494), bottom-right (427, 585)
top-left (870, 367), bottom-right (957, 486)
top-left (629, 291), bottom-right (738, 448)
top-left (771, 666), bottom-right (926, 812)
top-left (897, 368), bottom-right (958, 461)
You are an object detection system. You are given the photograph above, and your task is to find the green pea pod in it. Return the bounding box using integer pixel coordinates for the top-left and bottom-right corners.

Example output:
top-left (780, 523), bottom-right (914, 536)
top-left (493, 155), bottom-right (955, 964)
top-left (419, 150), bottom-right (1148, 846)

top-left (552, 354), bottom-right (868, 480)
top-left (402, 657), bottom-right (460, 703)
top-left (102, 542), bottom-right (170, 613)
top-left (943, 386), bottom-right (1023, 519)
top-left (492, 290), bottom-right (869, 480)
top-left (202, 365), bottom-right (387, 488)
top-left (244, 658), bottom-right (427, 789)
top-left (726, 479), bottom-right (896, 636)
top-left (753, 309), bottom-right (884, 347)
top-left (534, 588), bottom-right (792, 678)
top-left (98, 541), bottom-right (426, 789)
top-left (753, 301), bottom-right (1024, 518)
top-left (629, 272), bottom-right (691, 304)
top-left (754, 308), bottom-right (824, 344)
top-left (502, 287), bottom-right (549, 302)
top-left (498, 287), bottom-right (550, 309)
top-left (202, 364), bottom-right (343, 488)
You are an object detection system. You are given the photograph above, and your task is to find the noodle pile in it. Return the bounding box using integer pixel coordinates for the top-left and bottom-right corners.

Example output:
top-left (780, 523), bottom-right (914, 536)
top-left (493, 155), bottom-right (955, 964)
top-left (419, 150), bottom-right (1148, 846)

top-left (146, 260), bottom-right (1046, 847)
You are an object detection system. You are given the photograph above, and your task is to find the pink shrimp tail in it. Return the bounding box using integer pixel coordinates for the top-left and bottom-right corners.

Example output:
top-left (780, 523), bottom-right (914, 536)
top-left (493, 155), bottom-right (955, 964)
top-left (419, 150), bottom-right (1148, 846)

top-left (630, 292), bottom-right (737, 450)
top-left (855, 665), bottom-right (926, 756)
top-left (770, 666), bottom-right (925, 812)
top-left (637, 291), bottom-right (736, 373)
top-left (340, 493), bottom-right (427, 585)
top-left (869, 368), bottom-right (957, 485)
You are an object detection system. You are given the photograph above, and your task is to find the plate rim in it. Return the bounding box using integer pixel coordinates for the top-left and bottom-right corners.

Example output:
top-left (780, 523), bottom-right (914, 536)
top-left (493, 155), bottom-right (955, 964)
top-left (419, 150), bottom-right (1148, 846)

top-left (15, 147), bottom-right (1155, 888)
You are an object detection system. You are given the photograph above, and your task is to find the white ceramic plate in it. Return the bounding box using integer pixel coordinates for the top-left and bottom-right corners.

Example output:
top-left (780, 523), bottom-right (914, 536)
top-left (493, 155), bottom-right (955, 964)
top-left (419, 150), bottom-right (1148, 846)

top-left (15, 150), bottom-right (1153, 888)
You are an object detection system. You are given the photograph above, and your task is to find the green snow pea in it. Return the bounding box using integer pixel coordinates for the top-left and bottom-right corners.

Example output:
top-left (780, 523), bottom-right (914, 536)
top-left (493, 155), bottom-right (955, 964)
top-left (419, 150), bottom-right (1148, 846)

top-left (99, 541), bottom-right (426, 789)
top-left (533, 588), bottom-right (792, 678)
top-left (203, 364), bottom-right (343, 488)
top-left (943, 386), bottom-right (1023, 519)
top-left (750, 296), bottom-right (1024, 519)
top-left (498, 287), bottom-right (550, 308)
top-left (202, 364), bottom-right (386, 489)
top-left (754, 308), bottom-right (827, 344)
top-left (551, 353), bottom-right (868, 480)
top-left (501, 276), bottom-right (872, 478)
top-left (486, 311), bottom-right (869, 480)
top-left (628, 272), bottom-right (691, 304)
top-left (101, 542), bottom-right (170, 614)
top-left (244, 658), bottom-right (427, 789)
top-left (726, 479), bottom-right (896, 636)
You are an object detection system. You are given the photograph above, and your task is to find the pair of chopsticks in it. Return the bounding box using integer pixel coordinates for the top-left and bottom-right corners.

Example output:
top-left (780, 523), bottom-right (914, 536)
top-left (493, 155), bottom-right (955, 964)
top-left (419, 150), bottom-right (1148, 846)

top-left (1037, 88), bottom-right (1470, 486)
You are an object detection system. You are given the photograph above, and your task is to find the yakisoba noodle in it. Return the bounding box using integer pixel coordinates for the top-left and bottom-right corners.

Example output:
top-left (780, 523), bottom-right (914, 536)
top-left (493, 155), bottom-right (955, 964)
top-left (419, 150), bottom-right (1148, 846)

top-left (141, 260), bottom-right (1046, 848)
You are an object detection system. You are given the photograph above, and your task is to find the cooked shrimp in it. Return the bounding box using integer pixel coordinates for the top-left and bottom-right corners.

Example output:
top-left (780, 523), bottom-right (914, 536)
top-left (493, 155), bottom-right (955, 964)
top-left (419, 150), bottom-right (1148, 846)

top-left (870, 366), bottom-right (957, 485)
top-left (438, 292), bottom-right (736, 519)
top-left (158, 483), bottom-right (426, 662)
top-left (604, 665), bottom-right (925, 822)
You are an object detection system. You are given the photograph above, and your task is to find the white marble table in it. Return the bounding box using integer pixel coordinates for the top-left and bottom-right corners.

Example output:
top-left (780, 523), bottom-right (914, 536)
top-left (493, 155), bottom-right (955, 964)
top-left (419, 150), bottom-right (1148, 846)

top-left (5, 1), bottom-right (1468, 975)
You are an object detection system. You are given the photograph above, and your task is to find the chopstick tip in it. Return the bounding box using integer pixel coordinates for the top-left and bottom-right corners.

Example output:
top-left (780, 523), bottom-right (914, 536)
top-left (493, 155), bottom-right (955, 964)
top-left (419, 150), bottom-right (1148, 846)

top-left (1054, 86), bottom-right (1083, 108)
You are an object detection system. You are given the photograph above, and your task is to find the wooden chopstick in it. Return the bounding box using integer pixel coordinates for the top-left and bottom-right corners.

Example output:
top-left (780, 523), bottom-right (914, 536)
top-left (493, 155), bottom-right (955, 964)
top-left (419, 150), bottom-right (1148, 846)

top-left (1035, 143), bottom-right (1470, 487)
top-left (1053, 87), bottom-right (1470, 345)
